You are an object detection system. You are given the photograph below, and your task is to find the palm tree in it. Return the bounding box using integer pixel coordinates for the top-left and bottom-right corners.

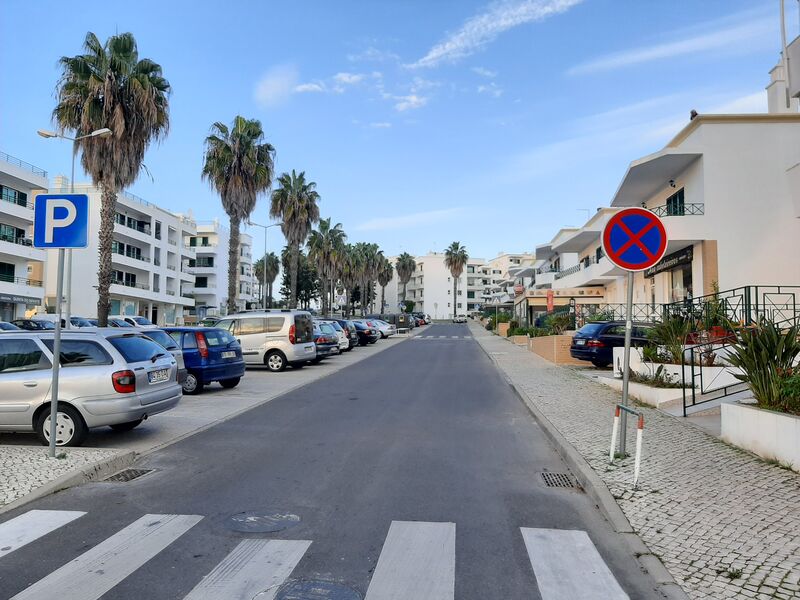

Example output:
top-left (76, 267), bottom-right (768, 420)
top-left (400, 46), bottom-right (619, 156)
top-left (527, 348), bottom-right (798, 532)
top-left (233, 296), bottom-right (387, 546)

top-left (444, 242), bottom-right (469, 318)
top-left (54, 32), bottom-right (170, 325)
top-left (340, 244), bottom-right (359, 317)
top-left (377, 257), bottom-right (394, 314)
top-left (270, 170), bottom-right (320, 308)
top-left (395, 252), bottom-right (415, 308)
top-left (202, 116), bottom-right (275, 314)
top-left (263, 252), bottom-right (280, 308)
top-left (307, 218), bottom-right (345, 314)
top-left (353, 242), bottom-right (382, 315)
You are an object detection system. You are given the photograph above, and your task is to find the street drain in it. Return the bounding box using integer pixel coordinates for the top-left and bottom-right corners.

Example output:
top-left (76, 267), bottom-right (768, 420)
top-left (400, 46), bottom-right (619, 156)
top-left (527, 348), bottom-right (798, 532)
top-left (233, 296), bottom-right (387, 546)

top-left (276, 579), bottom-right (361, 600)
top-left (227, 510), bottom-right (301, 533)
top-left (541, 472), bottom-right (576, 488)
top-left (103, 468), bottom-right (155, 483)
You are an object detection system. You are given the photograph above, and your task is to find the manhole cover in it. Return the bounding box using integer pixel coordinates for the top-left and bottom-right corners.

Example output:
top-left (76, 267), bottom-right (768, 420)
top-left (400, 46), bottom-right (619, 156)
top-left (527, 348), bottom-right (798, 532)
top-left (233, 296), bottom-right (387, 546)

top-left (227, 511), bottom-right (301, 533)
top-left (276, 580), bottom-right (361, 600)
top-left (103, 468), bottom-right (155, 483)
top-left (541, 472), bottom-right (576, 488)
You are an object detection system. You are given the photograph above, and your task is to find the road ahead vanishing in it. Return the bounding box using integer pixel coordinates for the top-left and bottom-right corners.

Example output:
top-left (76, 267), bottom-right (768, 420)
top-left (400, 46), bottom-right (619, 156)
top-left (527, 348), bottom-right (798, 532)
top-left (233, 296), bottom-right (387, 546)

top-left (0, 324), bottom-right (663, 599)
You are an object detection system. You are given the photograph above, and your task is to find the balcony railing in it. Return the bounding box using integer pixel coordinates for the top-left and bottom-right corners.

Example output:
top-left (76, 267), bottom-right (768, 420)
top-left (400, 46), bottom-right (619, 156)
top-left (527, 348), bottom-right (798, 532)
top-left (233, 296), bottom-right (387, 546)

top-left (181, 292), bottom-right (194, 298)
top-left (111, 280), bottom-right (150, 290)
top-left (0, 274), bottom-right (43, 287)
top-left (117, 220), bottom-right (151, 235)
top-left (554, 264), bottom-right (581, 280)
top-left (0, 234), bottom-right (34, 247)
top-left (650, 203), bottom-right (704, 217)
top-left (0, 150), bottom-right (47, 177)
top-left (1, 194), bottom-right (34, 210)
top-left (116, 252), bottom-right (150, 263)
top-left (166, 290), bottom-right (176, 296)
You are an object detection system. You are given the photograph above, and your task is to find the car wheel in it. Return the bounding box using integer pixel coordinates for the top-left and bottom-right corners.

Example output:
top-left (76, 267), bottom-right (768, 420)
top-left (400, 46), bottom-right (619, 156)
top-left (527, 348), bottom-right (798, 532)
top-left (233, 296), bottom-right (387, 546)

top-left (220, 377), bottom-right (240, 389)
top-left (35, 404), bottom-right (87, 447)
top-left (591, 359), bottom-right (611, 368)
top-left (265, 350), bottom-right (287, 372)
top-left (110, 419), bottom-right (143, 432)
top-left (183, 372), bottom-right (204, 395)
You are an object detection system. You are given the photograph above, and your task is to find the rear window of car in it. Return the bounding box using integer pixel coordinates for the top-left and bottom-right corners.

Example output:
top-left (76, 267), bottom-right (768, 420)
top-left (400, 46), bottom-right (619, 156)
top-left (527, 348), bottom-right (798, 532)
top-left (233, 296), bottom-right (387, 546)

top-left (42, 339), bottom-right (113, 367)
top-left (0, 338), bottom-right (51, 373)
top-left (132, 317), bottom-right (153, 326)
top-left (327, 321), bottom-right (343, 331)
top-left (294, 314), bottom-right (313, 344)
top-left (577, 323), bottom-right (606, 336)
top-left (108, 335), bottom-right (167, 363)
top-left (144, 330), bottom-right (180, 350)
top-left (320, 323), bottom-right (336, 335)
top-left (203, 329), bottom-right (235, 347)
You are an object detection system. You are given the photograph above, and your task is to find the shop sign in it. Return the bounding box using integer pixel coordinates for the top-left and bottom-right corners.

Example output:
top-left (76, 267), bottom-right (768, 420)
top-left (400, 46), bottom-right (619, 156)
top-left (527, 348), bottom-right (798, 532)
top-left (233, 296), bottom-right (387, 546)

top-left (0, 293), bottom-right (41, 305)
top-left (643, 246), bottom-right (694, 278)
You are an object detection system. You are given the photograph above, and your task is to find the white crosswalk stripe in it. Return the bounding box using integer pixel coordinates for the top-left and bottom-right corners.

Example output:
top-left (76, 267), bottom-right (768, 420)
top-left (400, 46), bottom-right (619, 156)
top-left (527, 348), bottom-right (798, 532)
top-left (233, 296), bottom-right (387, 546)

top-left (183, 539), bottom-right (311, 600)
top-left (365, 521), bottom-right (455, 600)
top-left (0, 510), bottom-right (86, 559)
top-left (521, 528), bottom-right (629, 600)
top-left (10, 514), bottom-right (202, 600)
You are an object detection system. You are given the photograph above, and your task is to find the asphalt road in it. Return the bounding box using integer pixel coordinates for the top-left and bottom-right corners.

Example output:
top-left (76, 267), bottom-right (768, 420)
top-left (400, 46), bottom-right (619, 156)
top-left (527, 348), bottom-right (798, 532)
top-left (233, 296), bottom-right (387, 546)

top-left (0, 323), bottom-right (662, 599)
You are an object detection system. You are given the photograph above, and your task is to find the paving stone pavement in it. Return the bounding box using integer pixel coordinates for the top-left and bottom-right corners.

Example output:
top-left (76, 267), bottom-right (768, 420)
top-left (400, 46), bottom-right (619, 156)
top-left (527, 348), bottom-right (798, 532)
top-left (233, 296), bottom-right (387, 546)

top-left (472, 324), bottom-right (800, 600)
top-left (0, 446), bottom-right (118, 506)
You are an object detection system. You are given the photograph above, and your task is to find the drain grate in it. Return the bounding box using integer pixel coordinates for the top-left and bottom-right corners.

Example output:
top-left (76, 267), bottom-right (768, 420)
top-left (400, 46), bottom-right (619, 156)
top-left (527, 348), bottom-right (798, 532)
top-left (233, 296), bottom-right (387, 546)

top-left (540, 472), bottom-right (576, 488)
top-left (276, 579), bottom-right (362, 600)
top-left (104, 468), bottom-right (154, 483)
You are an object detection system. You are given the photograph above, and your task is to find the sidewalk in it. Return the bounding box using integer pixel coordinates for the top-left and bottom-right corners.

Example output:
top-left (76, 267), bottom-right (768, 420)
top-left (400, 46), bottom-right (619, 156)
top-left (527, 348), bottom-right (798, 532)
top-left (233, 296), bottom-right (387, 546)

top-left (472, 324), bottom-right (800, 600)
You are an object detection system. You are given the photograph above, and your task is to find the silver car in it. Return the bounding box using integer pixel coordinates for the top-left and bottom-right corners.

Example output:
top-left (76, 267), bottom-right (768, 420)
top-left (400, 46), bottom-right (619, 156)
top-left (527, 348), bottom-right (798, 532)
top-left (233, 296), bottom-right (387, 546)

top-left (140, 328), bottom-right (187, 384)
top-left (0, 329), bottom-right (182, 446)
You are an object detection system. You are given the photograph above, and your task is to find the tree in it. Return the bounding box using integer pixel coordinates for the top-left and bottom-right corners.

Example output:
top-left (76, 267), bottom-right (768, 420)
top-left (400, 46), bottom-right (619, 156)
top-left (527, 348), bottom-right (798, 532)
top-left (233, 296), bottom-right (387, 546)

top-left (254, 251), bottom-right (280, 307)
top-left (270, 170), bottom-right (320, 308)
top-left (202, 116), bottom-right (275, 314)
top-left (307, 218), bottom-right (345, 315)
top-left (377, 257), bottom-right (394, 315)
top-left (444, 241), bottom-right (469, 317)
top-left (353, 242), bottom-right (382, 315)
top-left (395, 253), bottom-right (415, 309)
top-left (54, 32), bottom-right (170, 325)
top-left (280, 247), bottom-right (318, 309)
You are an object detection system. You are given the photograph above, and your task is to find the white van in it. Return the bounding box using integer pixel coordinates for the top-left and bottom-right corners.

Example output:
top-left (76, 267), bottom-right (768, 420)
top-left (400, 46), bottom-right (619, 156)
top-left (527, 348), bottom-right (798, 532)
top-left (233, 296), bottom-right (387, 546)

top-left (215, 310), bottom-right (316, 372)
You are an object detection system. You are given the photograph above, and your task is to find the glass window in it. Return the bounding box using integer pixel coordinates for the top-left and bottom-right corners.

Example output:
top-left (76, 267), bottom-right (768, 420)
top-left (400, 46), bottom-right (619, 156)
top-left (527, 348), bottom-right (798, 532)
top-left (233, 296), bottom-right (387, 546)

top-left (0, 339), bottom-right (51, 372)
top-left (238, 318), bottom-right (266, 335)
top-left (670, 264), bottom-right (693, 302)
top-left (266, 317), bottom-right (284, 333)
top-left (142, 330), bottom-right (179, 350)
top-left (666, 188), bottom-right (685, 216)
top-left (320, 323), bottom-right (336, 335)
top-left (108, 335), bottom-right (166, 363)
top-left (42, 339), bottom-right (113, 366)
top-left (204, 329), bottom-right (234, 346)
top-left (216, 319), bottom-right (236, 334)
top-left (293, 314), bottom-right (313, 343)
top-left (182, 332), bottom-right (198, 349)
top-left (604, 325), bottom-right (626, 336)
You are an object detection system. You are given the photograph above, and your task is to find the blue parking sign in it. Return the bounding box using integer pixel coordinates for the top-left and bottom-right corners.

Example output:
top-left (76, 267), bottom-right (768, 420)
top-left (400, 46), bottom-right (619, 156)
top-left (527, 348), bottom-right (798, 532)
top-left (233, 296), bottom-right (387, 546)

top-left (33, 194), bottom-right (89, 248)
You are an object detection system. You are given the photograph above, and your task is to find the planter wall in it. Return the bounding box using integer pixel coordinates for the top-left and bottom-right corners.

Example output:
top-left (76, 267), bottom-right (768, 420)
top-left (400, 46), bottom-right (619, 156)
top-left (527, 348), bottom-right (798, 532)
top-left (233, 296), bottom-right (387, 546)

top-left (613, 347), bottom-right (743, 389)
top-left (597, 376), bottom-right (684, 408)
top-left (529, 334), bottom-right (585, 366)
top-left (509, 335), bottom-right (528, 346)
top-left (497, 323), bottom-right (510, 337)
top-left (721, 403), bottom-right (800, 472)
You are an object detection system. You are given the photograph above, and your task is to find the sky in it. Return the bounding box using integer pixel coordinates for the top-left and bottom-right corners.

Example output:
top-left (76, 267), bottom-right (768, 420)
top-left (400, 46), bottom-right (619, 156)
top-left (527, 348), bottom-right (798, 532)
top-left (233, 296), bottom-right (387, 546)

top-left (2, 0), bottom-right (798, 263)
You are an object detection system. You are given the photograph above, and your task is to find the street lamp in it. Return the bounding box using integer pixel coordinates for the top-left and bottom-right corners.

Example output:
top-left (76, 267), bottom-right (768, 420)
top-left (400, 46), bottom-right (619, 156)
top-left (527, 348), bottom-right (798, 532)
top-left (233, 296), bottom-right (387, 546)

top-left (37, 127), bottom-right (113, 327)
top-left (246, 220), bottom-right (282, 309)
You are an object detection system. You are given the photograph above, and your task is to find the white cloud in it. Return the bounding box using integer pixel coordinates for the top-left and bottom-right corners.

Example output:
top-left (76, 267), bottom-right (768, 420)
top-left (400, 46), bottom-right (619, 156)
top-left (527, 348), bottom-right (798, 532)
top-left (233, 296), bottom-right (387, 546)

top-left (472, 66), bottom-right (497, 78)
top-left (369, 122), bottom-right (392, 129)
top-left (478, 82), bottom-right (504, 98)
top-left (394, 94), bottom-right (428, 112)
top-left (254, 65), bottom-right (299, 108)
top-left (356, 207), bottom-right (465, 231)
top-left (294, 82), bottom-right (327, 93)
top-left (409, 0), bottom-right (583, 68)
top-left (347, 47), bottom-right (400, 63)
top-left (567, 13), bottom-right (774, 75)
top-left (333, 72), bottom-right (365, 85)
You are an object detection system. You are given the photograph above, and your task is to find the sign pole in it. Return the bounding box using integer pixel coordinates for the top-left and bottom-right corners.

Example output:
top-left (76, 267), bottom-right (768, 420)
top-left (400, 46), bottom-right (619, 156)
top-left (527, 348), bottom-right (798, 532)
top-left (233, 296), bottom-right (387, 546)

top-left (48, 248), bottom-right (66, 457)
top-left (618, 269), bottom-right (634, 457)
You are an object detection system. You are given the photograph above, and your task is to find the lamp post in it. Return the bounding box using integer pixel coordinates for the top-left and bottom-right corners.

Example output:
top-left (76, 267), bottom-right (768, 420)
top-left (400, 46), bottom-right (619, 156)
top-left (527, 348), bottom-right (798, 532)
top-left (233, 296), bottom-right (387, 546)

top-left (37, 128), bottom-right (112, 327)
top-left (246, 220), bottom-right (282, 309)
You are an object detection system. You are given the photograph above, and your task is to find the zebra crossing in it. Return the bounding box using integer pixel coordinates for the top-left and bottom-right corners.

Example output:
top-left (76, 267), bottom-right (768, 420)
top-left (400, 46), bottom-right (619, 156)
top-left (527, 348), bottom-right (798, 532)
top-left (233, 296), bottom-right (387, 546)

top-left (0, 510), bottom-right (629, 599)
top-left (413, 335), bottom-right (473, 340)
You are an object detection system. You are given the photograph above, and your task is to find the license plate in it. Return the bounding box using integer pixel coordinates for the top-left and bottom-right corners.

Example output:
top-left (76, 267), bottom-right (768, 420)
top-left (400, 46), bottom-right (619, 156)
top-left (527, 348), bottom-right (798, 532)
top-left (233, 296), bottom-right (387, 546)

top-left (575, 339), bottom-right (586, 346)
top-left (148, 368), bottom-right (170, 384)
top-left (221, 351), bottom-right (236, 359)
top-left (305, 345), bottom-right (314, 353)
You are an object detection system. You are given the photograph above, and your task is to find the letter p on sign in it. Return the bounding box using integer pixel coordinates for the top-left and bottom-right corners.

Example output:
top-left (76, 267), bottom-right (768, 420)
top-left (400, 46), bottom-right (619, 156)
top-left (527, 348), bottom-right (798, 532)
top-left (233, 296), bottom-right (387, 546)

top-left (34, 194), bottom-right (89, 249)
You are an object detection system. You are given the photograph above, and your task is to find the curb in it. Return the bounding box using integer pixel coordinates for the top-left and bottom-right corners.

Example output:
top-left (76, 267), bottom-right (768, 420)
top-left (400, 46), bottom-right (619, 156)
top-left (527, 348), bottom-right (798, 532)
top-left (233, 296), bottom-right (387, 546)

top-left (0, 450), bottom-right (137, 517)
top-left (472, 327), bottom-right (689, 600)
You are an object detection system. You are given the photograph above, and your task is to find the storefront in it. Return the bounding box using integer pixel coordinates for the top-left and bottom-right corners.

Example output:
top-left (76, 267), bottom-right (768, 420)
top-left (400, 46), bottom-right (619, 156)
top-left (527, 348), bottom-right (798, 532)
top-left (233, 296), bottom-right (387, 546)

top-left (514, 287), bottom-right (605, 326)
top-left (0, 293), bottom-right (41, 321)
top-left (643, 246), bottom-right (694, 303)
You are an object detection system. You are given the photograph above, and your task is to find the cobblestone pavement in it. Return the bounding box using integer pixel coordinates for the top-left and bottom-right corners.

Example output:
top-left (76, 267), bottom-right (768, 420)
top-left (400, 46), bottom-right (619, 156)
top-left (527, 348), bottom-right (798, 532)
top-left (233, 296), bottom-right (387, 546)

top-left (472, 324), bottom-right (800, 600)
top-left (0, 446), bottom-right (118, 507)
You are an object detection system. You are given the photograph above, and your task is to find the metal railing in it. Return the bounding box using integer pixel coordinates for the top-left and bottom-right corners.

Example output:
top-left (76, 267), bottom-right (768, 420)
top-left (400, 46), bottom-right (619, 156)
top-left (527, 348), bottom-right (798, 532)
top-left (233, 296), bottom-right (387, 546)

top-left (111, 280), bottom-right (150, 291)
top-left (649, 203), bottom-right (704, 218)
top-left (554, 264), bottom-right (581, 280)
top-left (0, 234), bottom-right (34, 247)
top-left (664, 286), bottom-right (800, 326)
top-left (0, 274), bottom-right (43, 287)
top-left (1, 194), bottom-right (34, 210)
top-left (0, 150), bottom-right (47, 177)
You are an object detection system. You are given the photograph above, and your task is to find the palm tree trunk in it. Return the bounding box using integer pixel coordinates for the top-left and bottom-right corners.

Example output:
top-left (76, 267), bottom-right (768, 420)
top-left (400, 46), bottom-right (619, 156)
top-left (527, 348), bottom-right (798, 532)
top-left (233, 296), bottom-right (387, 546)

top-left (290, 243), bottom-right (299, 308)
top-left (381, 285), bottom-right (386, 315)
top-left (95, 186), bottom-right (117, 326)
top-left (268, 282), bottom-right (272, 308)
top-left (320, 275), bottom-right (328, 314)
top-left (402, 282), bottom-right (407, 305)
top-left (227, 216), bottom-right (240, 315)
top-left (453, 278), bottom-right (457, 317)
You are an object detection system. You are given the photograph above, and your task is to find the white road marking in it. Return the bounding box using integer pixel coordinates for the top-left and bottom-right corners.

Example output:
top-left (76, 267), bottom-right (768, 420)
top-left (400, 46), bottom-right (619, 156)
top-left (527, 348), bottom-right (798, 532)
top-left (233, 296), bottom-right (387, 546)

top-left (183, 539), bottom-right (311, 600)
top-left (0, 510), bottom-right (86, 559)
top-left (438, 335), bottom-right (447, 338)
top-left (521, 528), bottom-right (629, 600)
top-left (10, 514), bottom-right (202, 600)
top-left (451, 336), bottom-right (459, 339)
top-left (365, 520), bottom-right (455, 600)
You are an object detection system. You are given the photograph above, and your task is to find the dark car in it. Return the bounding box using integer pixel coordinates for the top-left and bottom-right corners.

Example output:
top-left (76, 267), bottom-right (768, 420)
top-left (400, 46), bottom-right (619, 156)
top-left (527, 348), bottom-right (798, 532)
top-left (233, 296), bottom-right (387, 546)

top-left (0, 321), bottom-right (20, 330)
top-left (311, 322), bottom-right (340, 364)
top-left (11, 319), bottom-right (55, 330)
top-left (165, 327), bottom-right (245, 394)
top-left (570, 321), bottom-right (653, 368)
top-left (200, 316), bottom-right (221, 327)
top-left (353, 320), bottom-right (379, 346)
top-left (333, 319), bottom-right (359, 351)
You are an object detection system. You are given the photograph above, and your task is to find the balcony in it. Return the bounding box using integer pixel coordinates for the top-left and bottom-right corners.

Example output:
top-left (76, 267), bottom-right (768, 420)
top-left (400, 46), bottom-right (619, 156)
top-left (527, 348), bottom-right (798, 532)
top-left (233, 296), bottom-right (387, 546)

top-left (0, 275), bottom-right (45, 305)
top-left (0, 150), bottom-right (47, 178)
top-left (649, 203), bottom-right (704, 218)
top-left (111, 252), bottom-right (151, 271)
top-left (552, 255), bottom-right (618, 289)
top-left (0, 235), bottom-right (45, 261)
top-left (113, 222), bottom-right (152, 245)
top-left (0, 274), bottom-right (43, 287)
top-left (111, 280), bottom-right (150, 291)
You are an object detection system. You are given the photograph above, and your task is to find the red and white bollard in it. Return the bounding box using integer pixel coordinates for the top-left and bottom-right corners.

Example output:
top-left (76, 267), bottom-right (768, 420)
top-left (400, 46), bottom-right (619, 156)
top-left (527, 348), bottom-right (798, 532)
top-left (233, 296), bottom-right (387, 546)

top-left (633, 413), bottom-right (644, 489)
top-left (609, 405), bottom-right (621, 463)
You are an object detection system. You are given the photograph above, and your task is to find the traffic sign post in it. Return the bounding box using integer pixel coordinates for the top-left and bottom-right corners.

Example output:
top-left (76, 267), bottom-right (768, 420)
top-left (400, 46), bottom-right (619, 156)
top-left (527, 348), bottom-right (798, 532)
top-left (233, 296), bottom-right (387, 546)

top-left (602, 208), bottom-right (667, 457)
top-left (34, 194), bottom-right (89, 457)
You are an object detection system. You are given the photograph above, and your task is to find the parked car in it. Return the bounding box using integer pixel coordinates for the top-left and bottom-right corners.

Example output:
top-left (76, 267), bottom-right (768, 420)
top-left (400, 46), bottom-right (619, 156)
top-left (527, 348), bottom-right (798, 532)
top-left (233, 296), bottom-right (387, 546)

top-left (353, 320), bottom-right (379, 345)
top-left (0, 321), bottom-right (20, 330)
top-left (333, 319), bottom-right (359, 351)
top-left (11, 319), bottom-right (55, 331)
top-left (0, 329), bottom-right (181, 446)
top-left (165, 327), bottom-right (245, 394)
top-left (311, 322), bottom-right (340, 364)
top-left (69, 317), bottom-right (96, 328)
top-left (140, 328), bottom-right (188, 384)
top-left (215, 310), bottom-right (316, 372)
top-left (371, 319), bottom-right (396, 338)
top-left (317, 319), bottom-right (349, 352)
top-left (109, 315), bottom-right (158, 329)
top-left (569, 321), bottom-right (654, 368)
top-left (107, 318), bottom-right (135, 328)
top-left (452, 314), bottom-right (468, 323)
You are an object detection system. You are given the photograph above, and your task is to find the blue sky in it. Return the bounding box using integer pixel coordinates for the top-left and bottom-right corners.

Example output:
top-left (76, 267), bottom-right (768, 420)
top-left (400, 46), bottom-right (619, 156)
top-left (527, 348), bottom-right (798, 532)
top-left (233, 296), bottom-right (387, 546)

top-left (2, 0), bottom-right (797, 262)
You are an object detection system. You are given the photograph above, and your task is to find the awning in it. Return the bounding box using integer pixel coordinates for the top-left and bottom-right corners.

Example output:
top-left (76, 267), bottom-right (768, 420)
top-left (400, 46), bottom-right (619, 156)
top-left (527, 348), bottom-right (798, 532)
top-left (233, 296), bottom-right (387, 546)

top-left (611, 150), bottom-right (702, 207)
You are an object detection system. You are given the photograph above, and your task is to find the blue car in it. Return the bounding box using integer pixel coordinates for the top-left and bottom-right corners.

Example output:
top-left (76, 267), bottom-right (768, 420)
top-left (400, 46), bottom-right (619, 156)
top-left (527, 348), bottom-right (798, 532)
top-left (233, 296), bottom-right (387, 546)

top-left (164, 327), bottom-right (245, 394)
top-left (570, 321), bottom-right (653, 368)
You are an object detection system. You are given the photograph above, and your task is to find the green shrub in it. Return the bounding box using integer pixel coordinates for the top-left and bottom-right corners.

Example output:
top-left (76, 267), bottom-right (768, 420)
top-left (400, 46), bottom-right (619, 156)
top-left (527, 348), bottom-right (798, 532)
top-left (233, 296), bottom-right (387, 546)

top-left (780, 374), bottom-right (800, 403)
top-left (647, 316), bottom-right (692, 364)
top-left (509, 319), bottom-right (519, 330)
top-left (485, 323), bottom-right (493, 331)
top-left (630, 365), bottom-right (689, 388)
top-left (586, 309), bottom-right (615, 322)
top-left (544, 314), bottom-right (572, 335)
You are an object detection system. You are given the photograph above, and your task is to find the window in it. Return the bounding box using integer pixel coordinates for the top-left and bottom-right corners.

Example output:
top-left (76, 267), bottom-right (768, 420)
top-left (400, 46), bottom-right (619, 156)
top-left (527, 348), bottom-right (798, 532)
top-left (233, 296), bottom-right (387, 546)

top-left (108, 335), bottom-right (166, 363)
top-left (595, 246), bottom-right (604, 262)
top-left (605, 325), bottom-right (626, 336)
top-left (0, 223), bottom-right (23, 243)
top-left (189, 237), bottom-right (197, 247)
top-left (447, 289), bottom-right (451, 295)
top-left (266, 317), bottom-right (284, 333)
top-left (182, 332), bottom-right (198, 348)
top-left (457, 303), bottom-right (462, 308)
top-left (0, 262), bottom-right (14, 283)
top-left (239, 318), bottom-right (267, 335)
top-left (204, 329), bottom-right (234, 346)
top-left (195, 277), bottom-right (208, 288)
top-left (0, 185), bottom-right (27, 207)
top-left (0, 339), bottom-right (51, 372)
top-left (142, 330), bottom-right (179, 350)
top-left (457, 290), bottom-right (462, 296)
top-left (467, 291), bottom-right (475, 299)
top-left (42, 340), bottom-right (113, 367)
top-left (155, 221), bottom-right (161, 240)
top-left (112, 241), bottom-right (125, 255)
top-left (666, 188), bottom-right (685, 216)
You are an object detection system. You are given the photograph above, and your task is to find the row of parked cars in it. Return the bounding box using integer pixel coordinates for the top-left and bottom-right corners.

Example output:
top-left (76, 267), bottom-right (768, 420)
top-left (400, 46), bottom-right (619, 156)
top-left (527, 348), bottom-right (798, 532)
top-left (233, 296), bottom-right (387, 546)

top-left (0, 309), bottom-right (409, 447)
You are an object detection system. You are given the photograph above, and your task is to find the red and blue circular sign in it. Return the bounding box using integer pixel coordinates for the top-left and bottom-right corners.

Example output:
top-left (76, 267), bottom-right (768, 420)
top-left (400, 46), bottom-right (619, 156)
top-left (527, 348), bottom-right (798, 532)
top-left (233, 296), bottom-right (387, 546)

top-left (602, 208), bottom-right (668, 272)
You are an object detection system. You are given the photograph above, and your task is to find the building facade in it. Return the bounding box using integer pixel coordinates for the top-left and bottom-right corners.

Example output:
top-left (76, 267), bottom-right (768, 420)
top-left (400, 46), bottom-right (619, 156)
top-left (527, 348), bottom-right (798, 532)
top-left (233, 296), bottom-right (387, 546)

top-left (0, 152), bottom-right (48, 321)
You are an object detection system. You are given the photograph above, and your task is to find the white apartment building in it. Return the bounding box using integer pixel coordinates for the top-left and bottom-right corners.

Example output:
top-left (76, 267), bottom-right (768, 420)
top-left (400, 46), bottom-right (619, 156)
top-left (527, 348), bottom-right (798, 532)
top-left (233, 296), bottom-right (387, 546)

top-left (481, 252), bottom-right (536, 305)
top-left (0, 151), bottom-right (48, 321)
top-left (237, 232), bottom-right (256, 310)
top-left (43, 177), bottom-right (196, 325)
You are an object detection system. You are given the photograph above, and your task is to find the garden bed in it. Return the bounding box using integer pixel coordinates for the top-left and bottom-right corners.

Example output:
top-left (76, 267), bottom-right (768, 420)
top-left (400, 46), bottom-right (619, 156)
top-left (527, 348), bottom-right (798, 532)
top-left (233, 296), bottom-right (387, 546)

top-left (721, 403), bottom-right (800, 472)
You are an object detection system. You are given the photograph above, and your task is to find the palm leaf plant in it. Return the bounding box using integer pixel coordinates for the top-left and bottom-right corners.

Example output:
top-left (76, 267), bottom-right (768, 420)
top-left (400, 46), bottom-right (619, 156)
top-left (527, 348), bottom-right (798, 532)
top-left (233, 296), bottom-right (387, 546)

top-left (395, 252), bottom-right (415, 309)
top-left (307, 218), bottom-right (345, 314)
top-left (377, 257), bottom-right (394, 315)
top-left (261, 251), bottom-right (280, 307)
top-left (444, 242), bottom-right (469, 318)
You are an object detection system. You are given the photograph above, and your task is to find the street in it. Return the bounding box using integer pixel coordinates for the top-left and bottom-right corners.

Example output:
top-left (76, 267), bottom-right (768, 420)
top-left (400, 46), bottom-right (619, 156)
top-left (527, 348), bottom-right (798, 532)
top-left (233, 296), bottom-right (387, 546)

top-left (0, 324), bottom-right (662, 599)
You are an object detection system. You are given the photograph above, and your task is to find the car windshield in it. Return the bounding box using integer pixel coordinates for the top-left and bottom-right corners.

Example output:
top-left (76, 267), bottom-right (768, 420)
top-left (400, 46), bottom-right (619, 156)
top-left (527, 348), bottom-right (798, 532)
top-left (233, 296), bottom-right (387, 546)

top-left (144, 330), bottom-right (180, 350)
top-left (110, 319), bottom-right (134, 328)
top-left (109, 335), bottom-right (167, 363)
top-left (132, 316), bottom-right (154, 326)
top-left (577, 323), bottom-right (607, 336)
top-left (0, 322), bottom-right (19, 330)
